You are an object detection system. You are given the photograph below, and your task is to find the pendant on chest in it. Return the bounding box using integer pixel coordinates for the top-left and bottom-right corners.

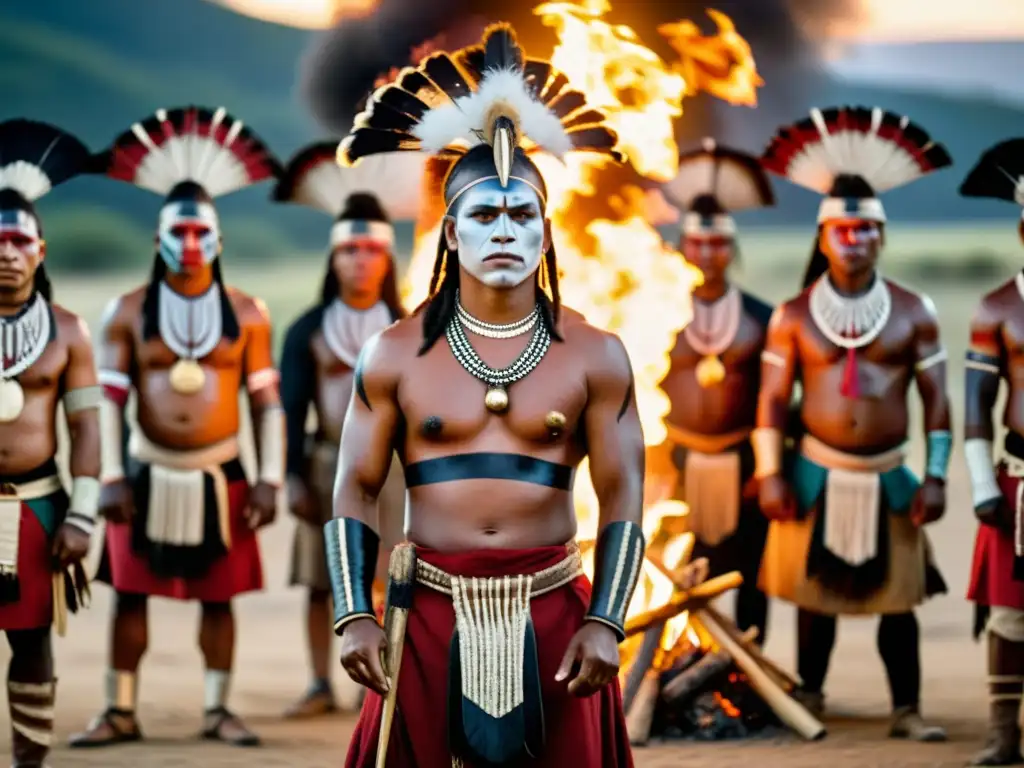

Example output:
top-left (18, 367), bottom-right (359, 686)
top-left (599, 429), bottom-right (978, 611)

top-left (685, 288), bottom-right (740, 389)
top-left (158, 282), bottom-right (222, 396)
top-left (0, 294), bottom-right (53, 422)
top-left (695, 354), bottom-right (726, 388)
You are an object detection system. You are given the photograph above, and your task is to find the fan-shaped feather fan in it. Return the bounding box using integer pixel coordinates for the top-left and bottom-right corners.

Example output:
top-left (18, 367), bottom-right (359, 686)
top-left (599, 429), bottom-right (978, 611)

top-left (663, 137), bottom-right (774, 212)
top-left (0, 119), bottom-right (93, 202)
top-left (96, 106), bottom-right (282, 198)
top-left (761, 105), bottom-right (951, 194)
top-left (959, 138), bottom-right (1024, 206)
top-left (337, 22), bottom-right (622, 168)
top-left (274, 141), bottom-right (425, 221)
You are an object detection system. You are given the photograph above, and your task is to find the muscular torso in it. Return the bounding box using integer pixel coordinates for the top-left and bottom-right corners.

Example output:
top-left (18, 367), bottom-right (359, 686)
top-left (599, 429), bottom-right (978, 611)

top-left (397, 316), bottom-right (590, 551)
top-left (311, 331), bottom-right (353, 444)
top-left (792, 282), bottom-right (919, 454)
top-left (980, 279), bottom-right (1024, 436)
top-left (662, 298), bottom-right (767, 435)
top-left (0, 308), bottom-right (78, 475)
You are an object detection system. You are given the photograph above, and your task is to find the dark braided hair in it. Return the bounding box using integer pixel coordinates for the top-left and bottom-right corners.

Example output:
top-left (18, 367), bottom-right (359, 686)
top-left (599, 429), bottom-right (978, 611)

top-left (415, 144), bottom-right (563, 355)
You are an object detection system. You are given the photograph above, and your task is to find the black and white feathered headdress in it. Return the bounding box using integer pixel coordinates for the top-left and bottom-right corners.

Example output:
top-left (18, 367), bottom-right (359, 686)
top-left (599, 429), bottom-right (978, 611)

top-left (663, 137), bottom-right (774, 236)
top-left (337, 22), bottom-right (622, 212)
top-left (274, 141), bottom-right (422, 249)
top-left (96, 106), bottom-right (282, 205)
top-left (959, 139), bottom-right (1024, 220)
top-left (761, 106), bottom-right (951, 224)
top-left (0, 119), bottom-right (93, 235)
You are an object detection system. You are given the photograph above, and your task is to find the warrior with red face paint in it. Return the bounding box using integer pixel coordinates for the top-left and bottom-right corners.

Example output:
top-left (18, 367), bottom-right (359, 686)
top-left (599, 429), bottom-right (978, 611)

top-left (652, 139), bottom-right (776, 644)
top-left (755, 106), bottom-right (952, 739)
top-left (0, 119), bottom-right (101, 768)
top-left (69, 107), bottom-right (284, 749)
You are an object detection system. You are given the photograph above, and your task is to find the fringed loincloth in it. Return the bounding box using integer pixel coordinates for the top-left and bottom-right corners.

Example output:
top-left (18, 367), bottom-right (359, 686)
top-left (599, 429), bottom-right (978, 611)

top-left (128, 431), bottom-right (241, 580)
top-left (760, 434), bottom-right (942, 615)
top-left (415, 544), bottom-right (583, 766)
top-left (666, 424), bottom-right (751, 548)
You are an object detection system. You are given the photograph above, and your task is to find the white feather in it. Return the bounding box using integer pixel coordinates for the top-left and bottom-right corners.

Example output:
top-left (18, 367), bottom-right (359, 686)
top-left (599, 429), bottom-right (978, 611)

top-left (412, 68), bottom-right (571, 158)
top-left (662, 153), bottom-right (769, 212)
top-left (1016, 176), bottom-right (1024, 206)
top-left (290, 153), bottom-right (426, 221)
top-left (0, 161), bottom-right (51, 202)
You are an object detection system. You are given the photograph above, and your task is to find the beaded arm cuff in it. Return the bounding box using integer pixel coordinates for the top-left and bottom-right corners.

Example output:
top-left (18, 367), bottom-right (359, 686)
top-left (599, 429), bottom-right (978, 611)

top-left (584, 521), bottom-right (645, 642)
top-left (324, 517), bottom-right (380, 635)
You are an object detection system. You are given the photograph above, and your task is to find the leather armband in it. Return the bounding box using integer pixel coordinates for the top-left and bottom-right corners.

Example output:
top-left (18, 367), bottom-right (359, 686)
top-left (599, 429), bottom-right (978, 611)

top-left (66, 477), bottom-right (100, 536)
top-left (63, 385), bottom-right (102, 414)
top-left (965, 438), bottom-right (1002, 508)
top-left (256, 406), bottom-right (285, 487)
top-left (324, 517), bottom-right (380, 634)
top-left (925, 430), bottom-right (952, 481)
top-left (584, 520), bottom-right (645, 642)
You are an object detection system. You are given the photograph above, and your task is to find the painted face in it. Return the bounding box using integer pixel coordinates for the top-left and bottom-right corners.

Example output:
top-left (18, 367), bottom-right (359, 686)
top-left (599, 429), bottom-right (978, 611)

top-left (158, 200), bottom-right (220, 272)
top-left (820, 218), bottom-right (881, 279)
top-left (0, 209), bottom-right (43, 292)
top-left (448, 178), bottom-right (546, 289)
top-left (331, 238), bottom-right (392, 298)
top-left (681, 234), bottom-right (734, 284)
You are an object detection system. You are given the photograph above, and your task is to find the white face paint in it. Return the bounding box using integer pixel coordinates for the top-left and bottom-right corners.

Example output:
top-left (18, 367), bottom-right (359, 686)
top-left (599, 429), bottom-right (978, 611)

top-left (157, 200), bottom-right (220, 272)
top-left (450, 178), bottom-right (545, 289)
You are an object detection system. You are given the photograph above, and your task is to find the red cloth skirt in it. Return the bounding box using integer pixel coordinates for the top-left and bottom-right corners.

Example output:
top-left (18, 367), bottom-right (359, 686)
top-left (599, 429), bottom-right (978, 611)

top-left (345, 545), bottom-right (634, 768)
top-left (0, 505), bottom-right (55, 631)
top-left (967, 464), bottom-right (1024, 609)
top-left (100, 477), bottom-right (262, 602)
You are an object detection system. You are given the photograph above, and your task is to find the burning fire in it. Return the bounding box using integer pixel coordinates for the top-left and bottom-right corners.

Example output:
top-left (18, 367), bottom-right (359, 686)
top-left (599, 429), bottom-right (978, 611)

top-left (401, 1), bottom-right (761, 640)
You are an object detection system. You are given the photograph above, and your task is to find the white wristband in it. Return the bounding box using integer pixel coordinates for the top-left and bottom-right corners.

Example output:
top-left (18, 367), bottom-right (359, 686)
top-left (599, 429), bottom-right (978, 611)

top-left (965, 438), bottom-right (1002, 507)
top-left (67, 476), bottom-right (101, 535)
top-left (258, 407), bottom-right (285, 486)
top-left (751, 427), bottom-right (782, 479)
top-left (99, 399), bottom-right (125, 482)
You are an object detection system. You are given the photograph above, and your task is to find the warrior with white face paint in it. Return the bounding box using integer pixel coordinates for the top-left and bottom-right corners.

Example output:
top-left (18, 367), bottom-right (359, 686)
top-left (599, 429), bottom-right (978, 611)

top-left (330, 23), bottom-right (644, 768)
top-left (71, 106), bottom-right (284, 751)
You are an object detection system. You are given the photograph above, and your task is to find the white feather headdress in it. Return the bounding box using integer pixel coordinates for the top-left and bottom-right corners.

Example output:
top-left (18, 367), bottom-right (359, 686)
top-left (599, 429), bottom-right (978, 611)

top-left (0, 119), bottom-right (92, 204)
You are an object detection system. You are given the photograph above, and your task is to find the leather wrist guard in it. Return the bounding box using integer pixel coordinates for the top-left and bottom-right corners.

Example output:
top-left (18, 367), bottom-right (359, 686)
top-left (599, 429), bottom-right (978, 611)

top-left (925, 430), bottom-right (953, 481)
top-left (584, 520), bottom-right (645, 642)
top-left (323, 517), bottom-right (380, 634)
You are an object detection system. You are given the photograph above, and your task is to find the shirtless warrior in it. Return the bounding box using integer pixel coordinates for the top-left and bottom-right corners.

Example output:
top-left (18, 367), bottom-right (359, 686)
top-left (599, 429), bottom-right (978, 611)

top-left (69, 106), bottom-right (284, 748)
top-left (0, 119), bottom-right (100, 767)
top-left (274, 146), bottom-right (407, 717)
top-left (655, 138), bottom-right (776, 643)
top-left (329, 24), bottom-right (642, 766)
top-left (756, 106), bottom-right (952, 739)
top-left (961, 137), bottom-right (1024, 766)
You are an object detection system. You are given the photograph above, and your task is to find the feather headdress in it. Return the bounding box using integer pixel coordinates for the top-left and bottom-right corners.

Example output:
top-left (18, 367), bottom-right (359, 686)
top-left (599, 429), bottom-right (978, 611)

top-left (959, 138), bottom-right (1024, 219)
top-left (96, 106), bottom-right (282, 201)
top-left (664, 137), bottom-right (774, 236)
top-left (337, 22), bottom-right (621, 211)
top-left (761, 105), bottom-right (951, 224)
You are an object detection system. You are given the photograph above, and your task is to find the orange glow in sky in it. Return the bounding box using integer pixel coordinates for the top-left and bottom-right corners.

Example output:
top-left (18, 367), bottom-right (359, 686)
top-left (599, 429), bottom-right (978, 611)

top-left (202, 0), bottom-right (1024, 40)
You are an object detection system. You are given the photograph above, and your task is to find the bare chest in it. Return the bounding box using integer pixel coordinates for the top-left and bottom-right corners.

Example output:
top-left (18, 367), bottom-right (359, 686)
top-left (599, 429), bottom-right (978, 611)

top-left (669, 311), bottom-right (765, 368)
top-left (9, 340), bottom-right (68, 392)
top-left (134, 330), bottom-right (244, 372)
top-left (398, 339), bottom-right (587, 448)
top-left (797, 312), bottom-right (916, 369)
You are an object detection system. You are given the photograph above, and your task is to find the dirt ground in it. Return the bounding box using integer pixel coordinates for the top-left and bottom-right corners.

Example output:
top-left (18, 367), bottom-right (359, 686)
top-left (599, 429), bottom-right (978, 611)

top-left (0, 271), bottom-right (1004, 767)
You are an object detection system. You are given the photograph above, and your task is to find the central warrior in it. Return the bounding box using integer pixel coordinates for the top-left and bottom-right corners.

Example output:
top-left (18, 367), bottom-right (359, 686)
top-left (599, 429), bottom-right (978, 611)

top-left (328, 23), bottom-right (642, 767)
top-left (71, 106), bottom-right (284, 748)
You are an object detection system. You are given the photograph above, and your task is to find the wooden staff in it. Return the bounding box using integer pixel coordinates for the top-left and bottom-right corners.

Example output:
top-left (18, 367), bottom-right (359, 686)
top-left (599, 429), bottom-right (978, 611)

top-left (625, 572), bottom-right (743, 637)
top-left (376, 544), bottom-right (417, 768)
top-left (701, 604), bottom-right (802, 692)
top-left (697, 610), bottom-right (825, 741)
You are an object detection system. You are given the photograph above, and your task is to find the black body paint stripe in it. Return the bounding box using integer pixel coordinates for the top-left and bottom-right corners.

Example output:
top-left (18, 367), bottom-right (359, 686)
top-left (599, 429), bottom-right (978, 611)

top-left (403, 452), bottom-right (574, 490)
top-left (354, 345), bottom-right (371, 410)
top-left (966, 350), bottom-right (1001, 367)
top-left (617, 368), bottom-right (634, 422)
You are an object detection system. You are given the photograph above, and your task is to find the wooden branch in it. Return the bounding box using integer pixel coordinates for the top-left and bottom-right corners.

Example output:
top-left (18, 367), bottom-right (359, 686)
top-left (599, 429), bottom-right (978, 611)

top-left (625, 670), bottom-right (661, 746)
top-left (661, 648), bottom-right (732, 705)
top-left (622, 622), bottom-right (664, 710)
top-left (625, 572), bottom-right (743, 637)
top-left (701, 604), bottom-right (802, 692)
top-left (696, 610), bottom-right (825, 741)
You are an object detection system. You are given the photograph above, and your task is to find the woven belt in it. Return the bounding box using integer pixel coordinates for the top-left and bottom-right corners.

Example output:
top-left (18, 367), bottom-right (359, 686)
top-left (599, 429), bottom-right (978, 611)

top-left (415, 542), bottom-right (583, 599)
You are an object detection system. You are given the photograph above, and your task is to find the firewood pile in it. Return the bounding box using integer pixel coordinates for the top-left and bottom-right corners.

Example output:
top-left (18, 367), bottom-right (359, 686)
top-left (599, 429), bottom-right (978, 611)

top-left (617, 532), bottom-right (827, 745)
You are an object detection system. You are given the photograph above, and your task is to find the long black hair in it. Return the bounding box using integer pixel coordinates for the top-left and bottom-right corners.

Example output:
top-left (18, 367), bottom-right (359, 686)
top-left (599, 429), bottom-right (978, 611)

top-left (801, 175), bottom-right (885, 290)
top-left (141, 256), bottom-right (240, 340)
top-left (318, 192), bottom-right (406, 321)
top-left (0, 189), bottom-right (53, 301)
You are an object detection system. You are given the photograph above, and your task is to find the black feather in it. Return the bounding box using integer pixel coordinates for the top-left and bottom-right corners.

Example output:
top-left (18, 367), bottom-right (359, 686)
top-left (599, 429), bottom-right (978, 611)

top-left (0, 119), bottom-right (93, 197)
top-left (454, 47), bottom-right (486, 87)
top-left (566, 126), bottom-right (621, 157)
top-left (547, 89), bottom-right (587, 120)
top-left (396, 69), bottom-right (446, 105)
top-left (365, 99), bottom-right (421, 133)
top-left (924, 144), bottom-right (953, 171)
top-left (376, 86), bottom-right (433, 120)
top-left (539, 71), bottom-right (569, 104)
top-left (339, 129), bottom-right (421, 165)
top-left (482, 23), bottom-right (524, 73)
top-left (959, 138), bottom-right (1024, 202)
top-left (561, 110), bottom-right (609, 131)
top-left (421, 53), bottom-right (475, 102)
top-left (523, 60), bottom-right (553, 99)
top-left (272, 141), bottom-right (336, 203)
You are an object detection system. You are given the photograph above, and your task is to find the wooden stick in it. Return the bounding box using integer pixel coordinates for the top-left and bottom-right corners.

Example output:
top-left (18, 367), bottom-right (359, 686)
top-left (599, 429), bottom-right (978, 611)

top-left (696, 610), bottom-right (825, 741)
top-left (622, 622), bottom-right (664, 710)
top-left (625, 670), bottom-right (661, 746)
top-left (625, 572), bottom-right (743, 637)
top-left (661, 648), bottom-right (732, 705)
top-left (702, 604), bottom-right (802, 692)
